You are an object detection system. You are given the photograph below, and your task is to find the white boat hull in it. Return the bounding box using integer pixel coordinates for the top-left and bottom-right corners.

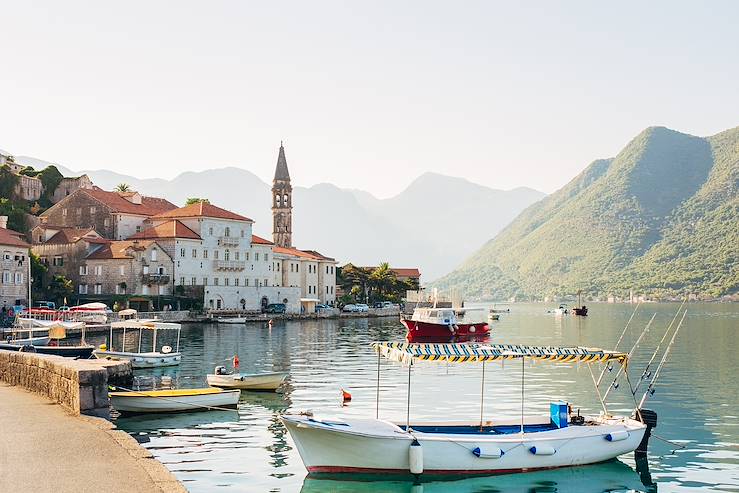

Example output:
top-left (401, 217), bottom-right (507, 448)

top-left (216, 318), bottom-right (247, 324)
top-left (94, 350), bottom-right (182, 368)
top-left (207, 371), bottom-right (288, 390)
top-left (283, 415), bottom-right (646, 475)
top-left (111, 389), bottom-right (240, 413)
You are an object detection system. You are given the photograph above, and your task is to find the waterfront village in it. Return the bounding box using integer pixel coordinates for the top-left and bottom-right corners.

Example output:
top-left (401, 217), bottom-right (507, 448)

top-left (0, 145), bottom-right (421, 320)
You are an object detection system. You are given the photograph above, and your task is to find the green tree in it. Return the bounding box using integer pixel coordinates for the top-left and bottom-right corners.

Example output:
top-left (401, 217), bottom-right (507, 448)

top-left (185, 197), bottom-right (210, 205)
top-left (369, 262), bottom-right (396, 302)
top-left (0, 165), bottom-right (20, 198)
top-left (30, 253), bottom-right (48, 300)
top-left (47, 275), bottom-right (73, 305)
top-left (115, 183), bottom-right (131, 192)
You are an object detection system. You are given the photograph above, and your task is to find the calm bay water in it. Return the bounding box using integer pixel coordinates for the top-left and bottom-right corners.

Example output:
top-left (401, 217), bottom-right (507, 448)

top-left (112, 303), bottom-right (739, 492)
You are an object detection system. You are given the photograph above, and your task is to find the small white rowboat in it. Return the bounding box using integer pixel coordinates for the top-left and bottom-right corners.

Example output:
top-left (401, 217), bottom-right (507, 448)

top-left (110, 387), bottom-right (240, 414)
top-left (207, 371), bottom-right (288, 391)
top-left (216, 317), bottom-right (247, 324)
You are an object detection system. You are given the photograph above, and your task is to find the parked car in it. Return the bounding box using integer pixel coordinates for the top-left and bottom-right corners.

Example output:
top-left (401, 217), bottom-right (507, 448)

top-left (315, 304), bottom-right (330, 312)
top-left (355, 303), bottom-right (369, 313)
top-left (342, 304), bottom-right (357, 312)
top-left (35, 301), bottom-right (56, 310)
top-left (265, 303), bottom-right (286, 314)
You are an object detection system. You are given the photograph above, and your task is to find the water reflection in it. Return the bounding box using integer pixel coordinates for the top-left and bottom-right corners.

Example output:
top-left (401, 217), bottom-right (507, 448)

top-left (301, 460), bottom-right (656, 493)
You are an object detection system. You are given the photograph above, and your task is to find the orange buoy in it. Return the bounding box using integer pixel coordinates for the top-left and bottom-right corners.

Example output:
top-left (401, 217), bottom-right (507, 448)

top-left (341, 388), bottom-right (352, 402)
top-left (233, 354), bottom-right (240, 369)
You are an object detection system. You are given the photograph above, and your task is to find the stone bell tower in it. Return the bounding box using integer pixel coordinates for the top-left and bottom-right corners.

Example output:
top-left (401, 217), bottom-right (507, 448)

top-left (272, 142), bottom-right (292, 248)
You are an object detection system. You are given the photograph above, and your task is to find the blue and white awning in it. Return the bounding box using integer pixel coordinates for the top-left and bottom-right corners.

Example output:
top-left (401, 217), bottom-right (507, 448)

top-left (371, 342), bottom-right (627, 365)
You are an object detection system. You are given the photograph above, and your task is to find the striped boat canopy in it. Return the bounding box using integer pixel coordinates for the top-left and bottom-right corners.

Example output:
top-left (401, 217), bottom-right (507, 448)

top-left (371, 342), bottom-right (628, 365)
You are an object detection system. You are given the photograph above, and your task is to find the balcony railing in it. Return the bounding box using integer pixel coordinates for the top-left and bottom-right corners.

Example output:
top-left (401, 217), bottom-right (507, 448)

top-left (218, 236), bottom-right (240, 247)
top-left (142, 274), bottom-right (171, 285)
top-left (215, 260), bottom-right (246, 271)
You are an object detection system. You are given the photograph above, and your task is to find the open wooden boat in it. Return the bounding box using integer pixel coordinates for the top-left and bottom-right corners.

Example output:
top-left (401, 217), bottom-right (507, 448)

top-left (207, 370), bottom-right (288, 391)
top-left (109, 387), bottom-right (240, 414)
top-left (283, 342), bottom-right (657, 477)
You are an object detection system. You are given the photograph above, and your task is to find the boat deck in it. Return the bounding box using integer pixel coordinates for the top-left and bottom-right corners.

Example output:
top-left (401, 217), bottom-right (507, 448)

top-left (400, 422), bottom-right (561, 435)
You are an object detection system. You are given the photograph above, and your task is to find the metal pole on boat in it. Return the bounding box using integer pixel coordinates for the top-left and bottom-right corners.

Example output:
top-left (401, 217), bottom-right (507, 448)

top-left (109, 323), bottom-right (113, 350)
top-left (603, 313), bottom-right (655, 402)
top-left (122, 327), bottom-right (126, 352)
top-left (175, 326), bottom-right (181, 353)
top-left (375, 350), bottom-right (381, 419)
top-left (138, 328), bottom-right (142, 353)
top-left (406, 361), bottom-right (412, 431)
top-left (520, 356), bottom-right (525, 435)
top-left (479, 359), bottom-right (486, 431)
top-left (638, 309), bottom-right (687, 410)
top-left (153, 326), bottom-right (158, 353)
top-left (597, 302), bottom-right (641, 387)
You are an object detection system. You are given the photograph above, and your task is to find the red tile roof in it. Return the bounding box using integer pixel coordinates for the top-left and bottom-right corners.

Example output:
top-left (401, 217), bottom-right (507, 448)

top-left (85, 240), bottom-right (156, 260)
top-left (79, 187), bottom-right (177, 216)
top-left (273, 246), bottom-right (335, 261)
top-left (45, 228), bottom-right (100, 245)
top-left (358, 267), bottom-right (421, 278)
top-left (0, 227), bottom-right (30, 248)
top-left (251, 234), bottom-right (274, 245)
top-left (151, 202), bottom-right (252, 222)
top-left (128, 220), bottom-right (201, 240)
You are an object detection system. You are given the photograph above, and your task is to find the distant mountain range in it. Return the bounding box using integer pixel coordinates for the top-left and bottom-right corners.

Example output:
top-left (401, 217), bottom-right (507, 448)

top-left (434, 126), bottom-right (739, 299)
top-left (5, 154), bottom-right (544, 281)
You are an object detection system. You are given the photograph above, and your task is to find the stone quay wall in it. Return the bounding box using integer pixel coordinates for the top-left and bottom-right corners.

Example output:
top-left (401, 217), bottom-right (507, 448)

top-left (0, 350), bottom-right (131, 418)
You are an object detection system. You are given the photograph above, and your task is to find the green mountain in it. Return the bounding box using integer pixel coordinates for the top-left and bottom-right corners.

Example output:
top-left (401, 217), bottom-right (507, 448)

top-left (435, 126), bottom-right (739, 300)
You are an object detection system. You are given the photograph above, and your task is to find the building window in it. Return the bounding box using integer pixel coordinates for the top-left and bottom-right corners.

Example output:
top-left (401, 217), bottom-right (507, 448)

top-left (53, 256), bottom-right (63, 266)
top-left (225, 227), bottom-right (230, 237)
top-left (90, 206), bottom-right (96, 214)
top-left (225, 250), bottom-right (230, 261)
top-left (245, 278), bottom-right (249, 286)
top-left (135, 225), bottom-right (141, 233)
top-left (296, 263), bottom-right (299, 272)
top-left (213, 278), bottom-right (219, 286)
top-left (245, 252), bottom-right (249, 261)
top-left (256, 279), bottom-right (260, 287)
top-left (143, 265), bottom-right (149, 274)
top-left (240, 230), bottom-right (244, 238)
top-left (235, 278), bottom-right (239, 286)
top-left (94, 265), bottom-right (102, 275)
top-left (209, 227), bottom-right (213, 236)
top-left (331, 266), bottom-right (334, 274)
top-left (62, 208), bottom-right (67, 216)
top-left (203, 277), bottom-right (208, 286)
top-left (14, 272), bottom-right (23, 284)
top-left (214, 250), bottom-right (219, 260)
top-left (255, 252), bottom-right (259, 261)
top-left (265, 254), bottom-right (269, 262)
top-left (191, 277), bottom-right (197, 285)
top-left (119, 265), bottom-right (125, 276)
top-left (79, 265), bottom-right (87, 275)
top-left (79, 284), bottom-right (88, 294)
top-left (116, 283), bottom-right (125, 295)
top-left (179, 248), bottom-right (185, 258)
top-left (76, 207), bottom-right (82, 215)
top-left (180, 277), bottom-right (185, 285)
top-left (94, 283), bottom-right (102, 294)
top-left (158, 266), bottom-right (165, 275)
top-left (331, 286), bottom-right (334, 294)
top-left (235, 251), bottom-right (239, 261)
top-left (192, 249), bottom-right (197, 258)
top-left (224, 278), bottom-right (230, 286)
top-left (264, 278), bottom-right (269, 287)
top-left (203, 250), bottom-right (208, 259)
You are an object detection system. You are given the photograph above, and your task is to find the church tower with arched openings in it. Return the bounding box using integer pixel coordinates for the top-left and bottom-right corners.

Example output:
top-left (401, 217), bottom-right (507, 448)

top-left (272, 142), bottom-right (293, 248)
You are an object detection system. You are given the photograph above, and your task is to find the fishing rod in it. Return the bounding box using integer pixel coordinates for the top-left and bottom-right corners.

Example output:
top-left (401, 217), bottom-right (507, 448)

top-left (638, 309), bottom-right (687, 410)
top-left (632, 299), bottom-right (686, 396)
top-left (597, 302), bottom-right (641, 387)
top-left (602, 313), bottom-right (655, 402)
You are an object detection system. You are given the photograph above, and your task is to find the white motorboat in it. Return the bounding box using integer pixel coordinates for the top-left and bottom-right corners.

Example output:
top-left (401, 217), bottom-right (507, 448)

top-left (94, 320), bottom-right (182, 368)
top-left (552, 304), bottom-right (569, 316)
top-left (283, 342), bottom-right (658, 477)
top-left (207, 369), bottom-right (288, 391)
top-left (216, 317), bottom-right (247, 324)
top-left (110, 387), bottom-right (240, 414)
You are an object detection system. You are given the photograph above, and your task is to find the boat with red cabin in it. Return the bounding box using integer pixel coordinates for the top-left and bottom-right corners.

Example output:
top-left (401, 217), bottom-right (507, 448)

top-left (401, 307), bottom-right (490, 342)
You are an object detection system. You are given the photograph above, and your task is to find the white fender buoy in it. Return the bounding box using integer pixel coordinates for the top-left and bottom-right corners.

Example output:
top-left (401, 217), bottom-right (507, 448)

top-left (529, 445), bottom-right (556, 455)
top-left (472, 446), bottom-right (503, 458)
top-left (409, 439), bottom-right (423, 475)
top-left (469, 325), bottom-right (476, 333)
top-left (606, 430), bottom-right (629, 442)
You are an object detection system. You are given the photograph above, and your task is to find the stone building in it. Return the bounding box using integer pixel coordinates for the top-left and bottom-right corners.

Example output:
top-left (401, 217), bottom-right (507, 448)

top-left (39, 187), bottom-right (176, 240)
top-left (0, 216), bottom-right (30, 310)
top-left (1, 153), bottom-right (92, 203)
top-left (272, 143), bottom-right (293, 248)
top-left (51, 175), bottom-right (93, 203)
top-left (79, 240), bottom-right (173, 299)
top-left (15, 173), bottom-right (43, 202)
top-left (30, 227), bottom-right (107, 291)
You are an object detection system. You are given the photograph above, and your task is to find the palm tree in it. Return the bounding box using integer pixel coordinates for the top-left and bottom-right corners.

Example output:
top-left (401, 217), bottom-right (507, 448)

top-left (115, 183), bottom-right (131, 192)
top-left (369, 262), bottom-right (396, 302)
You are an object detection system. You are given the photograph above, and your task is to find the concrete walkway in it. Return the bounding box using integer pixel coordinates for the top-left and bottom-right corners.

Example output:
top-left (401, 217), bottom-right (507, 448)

top-left (0, 383), bottom-right (186, 493)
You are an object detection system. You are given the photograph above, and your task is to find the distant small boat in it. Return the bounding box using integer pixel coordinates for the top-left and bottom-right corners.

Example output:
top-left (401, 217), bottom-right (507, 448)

top-left (553, 304), bottom-right (569, 316)
top-left (402, 307), bottom-right (489, 342)
top-left (207, 368), bottom-right (288, 391)
top-left (110, 387), bottom-right (240, 414)
top-left (216, 317), bottom-right (247, 324)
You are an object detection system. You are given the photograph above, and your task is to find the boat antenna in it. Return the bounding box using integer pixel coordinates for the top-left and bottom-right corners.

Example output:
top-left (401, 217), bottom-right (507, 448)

top-left (597, 302), bottom-right (641, 387)
top-left (520, 356), bottom-right (525, 436)
top-left (602, 313), bottom-right (656, 402)
top-left (638, 309), bottom-right (687, 410)
top-left (479, 360), bottom-right (486, 431)
top-left (632, 299), bottom-right (686, 397)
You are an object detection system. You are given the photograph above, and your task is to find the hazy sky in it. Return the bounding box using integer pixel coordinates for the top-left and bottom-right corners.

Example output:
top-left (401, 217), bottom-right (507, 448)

top-left (1, 1), bottom-right (737, 197)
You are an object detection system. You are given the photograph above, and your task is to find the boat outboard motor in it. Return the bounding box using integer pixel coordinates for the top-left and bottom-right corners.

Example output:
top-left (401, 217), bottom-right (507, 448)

top-left (215, 365), bottom-right (227, 375)
top-left (635, 408), bottom-right (658, 459)
top-left (19, 344), bottom-right (36, 353)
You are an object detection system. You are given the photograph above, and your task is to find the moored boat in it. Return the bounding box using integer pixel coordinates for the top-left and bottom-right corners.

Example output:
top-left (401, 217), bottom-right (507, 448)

top-left (283, 342), bottom-right (657, 477)
top-left (207, 368), bottom-right (288, 391)
top-left (94, 320), bottom-right (182, 368)
top-left (216, 317), bottom-right (247, 324)
top-left (110, 387), bottom-right (240, 414)
top-left (401, 308), bottom-right (489, 342)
